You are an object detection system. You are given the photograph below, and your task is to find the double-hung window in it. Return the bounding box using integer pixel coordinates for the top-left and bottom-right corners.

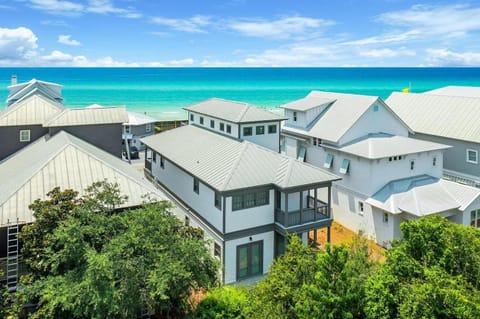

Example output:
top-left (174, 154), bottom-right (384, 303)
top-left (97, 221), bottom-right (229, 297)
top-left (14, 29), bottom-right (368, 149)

top-left (339, 159), bottom-right (350, 174)
top-left (256, 126), bottom-right (265, 135)
top-left (19, 129), bottom-right (30, 142)
top-left (268, 125), bottom-right (277, 134)
top-left (324, 154), bottom-right (333, 169)
top-left (467, 149), bottom-right (478, 164)
top-left (193, 178), bottom-right (200, 194)
top-left (243, 127), bottom-right (253, 136)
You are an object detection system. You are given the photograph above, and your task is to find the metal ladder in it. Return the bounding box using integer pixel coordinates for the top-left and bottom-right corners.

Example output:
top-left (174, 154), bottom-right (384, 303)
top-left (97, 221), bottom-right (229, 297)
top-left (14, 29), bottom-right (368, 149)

top-left (6, 220), bottom-right (19, 291)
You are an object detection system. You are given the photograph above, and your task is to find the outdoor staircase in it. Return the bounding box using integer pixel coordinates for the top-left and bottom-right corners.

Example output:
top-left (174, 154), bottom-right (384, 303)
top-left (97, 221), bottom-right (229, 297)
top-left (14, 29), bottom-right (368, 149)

top-left (6, 220), bottom-right (19, 291)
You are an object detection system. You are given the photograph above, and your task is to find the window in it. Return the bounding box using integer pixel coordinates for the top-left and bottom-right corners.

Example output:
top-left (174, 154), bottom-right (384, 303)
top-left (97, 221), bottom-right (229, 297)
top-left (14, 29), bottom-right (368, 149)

top-left (268, 125), bottom-right (277, 134)
top-left (243, 127), bottom-right (253, 136)
top-left (160, 155), bottom-right (165, 169)
top-left (124, 125), bottom-right (131, 133)
top-left (389, 157), bottom-right (392, 162)
top-left (190, 113), bottom-right (194, 122)
top-left (467, 149), bottom-right (478, 164)
top-left (185, 216), bottom-right (190, 226)
top-left (373, 105), bottom-right (379, 112)
top-left (339, 159), bottom-right (350, 174)
top-left (214, 192), bottom-right (221, 209)
top-left (19, 129), bottom-right (30, 142)
top-left (383, 213), bottom-right (389, 223)
top-left (226, 125), bottom-right (232, 134)
top-left (200, 117), bottom-right (204, 125)
top-left (471, 210), bottom-right (480, 228)
top-left (193, 178), bottom-right (200, 194)
top-left (214, 243), bottom-right (221, 259)
top-left (293, 111), bottom-right (297, 122)
top-left (232, 195), bottom-right (243, 211)
top-left (433, 157), bottom-right (437, 166)
top-left (146, 123), bottom-right (152, 133)
top-left (256, 125), bottom-right (265, 135)
top-left (410, 160), bottom-right (415, 170)
top-left (220, 123), bottom-right (225, 131)
top-left (313, 138), bottom-right (317, 146)
top-left (237, 241), bottom-right (263, 280)
top-left (210, 120), bottom-right (215, 128)
top-left (324, 153), bottom-right (334, 169)
top-left (232, 191), bottom-right (269, 211)
top-left (358, 202), bottom-right (364, 215)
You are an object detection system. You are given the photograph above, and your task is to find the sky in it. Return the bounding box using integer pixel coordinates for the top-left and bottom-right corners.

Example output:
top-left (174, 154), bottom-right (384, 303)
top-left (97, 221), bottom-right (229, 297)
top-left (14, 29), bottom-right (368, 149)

top-left (1, 0), bottom-right (480, 67)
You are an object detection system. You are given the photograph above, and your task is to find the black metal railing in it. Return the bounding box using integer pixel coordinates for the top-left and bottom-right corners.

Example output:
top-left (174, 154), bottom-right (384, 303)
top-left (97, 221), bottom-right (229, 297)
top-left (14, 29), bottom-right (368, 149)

top-left (275, 206), bottom-right (330, 228)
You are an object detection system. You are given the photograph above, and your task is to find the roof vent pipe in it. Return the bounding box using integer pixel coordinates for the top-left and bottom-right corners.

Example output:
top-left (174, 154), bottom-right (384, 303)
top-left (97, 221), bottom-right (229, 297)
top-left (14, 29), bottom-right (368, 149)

top-left (11, 75), bottom-right (17, 85)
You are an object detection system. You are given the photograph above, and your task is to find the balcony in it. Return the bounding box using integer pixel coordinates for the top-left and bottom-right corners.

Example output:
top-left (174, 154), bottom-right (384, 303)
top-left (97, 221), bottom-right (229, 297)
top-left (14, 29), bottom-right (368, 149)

top-left (275, 196), bottom-right (331, 228)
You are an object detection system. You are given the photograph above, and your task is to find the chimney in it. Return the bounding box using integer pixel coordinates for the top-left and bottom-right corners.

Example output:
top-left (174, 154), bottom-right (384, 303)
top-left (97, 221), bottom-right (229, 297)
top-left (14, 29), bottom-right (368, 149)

top-left (11, 75), bottom-right (17, 85)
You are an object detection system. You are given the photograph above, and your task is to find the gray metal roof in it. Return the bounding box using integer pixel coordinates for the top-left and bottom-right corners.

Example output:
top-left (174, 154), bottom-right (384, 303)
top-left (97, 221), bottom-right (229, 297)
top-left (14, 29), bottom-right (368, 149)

top-left (126, 111), bottom-right (158, 126)
top-left (280, 96), bottom-right (335, 111)
top-left (44, 106), bottom-right (129, 127)
top-left (184, 98), bottom-right (286, 123)
top-left (142, 125), bottom-right (340, 192)
top-left (386, 92), bottom-right (480, 143)
top-left (281, 91), bottom-right (411, 143)
top-left (425, 86), bottom-right (480, 98)
top-left (328, 134), bottom-right (450, 159)
top-left (366, 175), bottom-right (480, 216)
top-left (0, 94), bottom-right (65, 126)
top-left (7, 78), bottom-right (63, 105)
top-left (0, 131), bottom-right (166, 226)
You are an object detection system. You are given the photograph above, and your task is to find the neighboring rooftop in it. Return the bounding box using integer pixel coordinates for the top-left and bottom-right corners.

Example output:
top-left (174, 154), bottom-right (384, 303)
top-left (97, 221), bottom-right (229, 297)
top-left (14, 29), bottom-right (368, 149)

top-left (367, 175), bottom-right (480, 217)
top-left (142, 125), bottom-right (340, 192)
top-left (386, 92), bottom-right (480, 143)
top-left (280, 95), bottom-right (335, 112)
top-left (184, 98), bottom-right (286, 123)
top-left (7, 78), bottom-right (63, 106)
top-left (326, 134), bottom-right (450, 159)
top-left (126, 111), bottom-right (157, 126)
top-left (0, 94), bottom-right (65, 126)
top-left (424, 85), bottom-right (480, 98)
top-left (281, 91), bottom-right (410, 143)
top-left (0, 131), bottom-right (166, 226)
top-left (44, 106), bottom-right (129, 127)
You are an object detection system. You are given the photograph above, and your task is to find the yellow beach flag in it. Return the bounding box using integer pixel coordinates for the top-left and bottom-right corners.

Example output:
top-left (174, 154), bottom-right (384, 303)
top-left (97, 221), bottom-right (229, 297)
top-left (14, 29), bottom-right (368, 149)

top-left (402, 87), bottom-right (410, 93)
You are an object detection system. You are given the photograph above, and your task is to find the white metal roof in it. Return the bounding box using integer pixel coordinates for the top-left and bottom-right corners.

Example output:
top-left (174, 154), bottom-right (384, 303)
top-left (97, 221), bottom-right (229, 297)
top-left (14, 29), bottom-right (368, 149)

top-left (366, 175), bottom-right (480, 217)
top-left (280, 95), bottom-right (335, 111)
top-left (44, 106), bottom-right (129, 127)
top-left (126, 111), bottom-right (157, 126)
top-left (281, 91), bottom-right (410, 143)
top-left (184, 98), bottom-right (286, 123)
top-left (386, 92), bottom-right (480, 143)
top-left (327, 134), bottom-right (450, 159)
top-left (0, 131), bottom-right (167, 226)
top-left (425, 86), bottom-right (480, 98)
top-left (0, 94), bottom-right (65, 126)
top-left (142, 125), bottom-right (340, 192)
top-left (7, 78), bottom-right (63, 105)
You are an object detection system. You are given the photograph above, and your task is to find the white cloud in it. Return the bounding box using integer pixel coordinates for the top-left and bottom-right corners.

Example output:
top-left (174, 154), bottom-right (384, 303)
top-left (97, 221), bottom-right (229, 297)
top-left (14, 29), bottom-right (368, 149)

top-left (58, 34), bottom-right (81, 46)
top-left (359, 48), bottom-right (416, 58)
top-left (167, 58), bottom-right (194, 66)
top-left (377, 4), bottom-right (480, 37)
top-left (343, 30), bottom-right (421, 46)
top-left (27, 0), bottom-right (84, 16)
top-left (426, 48), bottom-right (480, 66)
top-left (228, 16), bottom-right (334, 39)
top-left (86, 0), bottom-right (142, 18)
top-left (0, 27), bottom-right (38, 62)
top-left (151, 15), bottom-right (212, 33)
top-left (40, 50), bottom-right (140, 66)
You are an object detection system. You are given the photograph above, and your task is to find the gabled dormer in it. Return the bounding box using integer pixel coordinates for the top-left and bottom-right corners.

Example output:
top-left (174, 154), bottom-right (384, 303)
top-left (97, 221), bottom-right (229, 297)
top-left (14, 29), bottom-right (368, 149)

top-left (281, 93), bottom-right (335, 129)
top-left (7, 77), bottom-right (63, 106)
top-left (184, 98), bottom-right (286, 152)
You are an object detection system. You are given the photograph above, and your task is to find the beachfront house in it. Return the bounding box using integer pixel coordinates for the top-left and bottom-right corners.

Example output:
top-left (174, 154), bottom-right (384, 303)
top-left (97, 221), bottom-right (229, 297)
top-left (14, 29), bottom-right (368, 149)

top-left (281, 91), bottom-right (480, 247)
top-left (0, 131), bottom-right (171, 289)
top-left (123, 111), bottom-right (157, 151)
top-left (6, 77), bottom-right (63, 107)
top-left (142, 100), bottom-right (340, 284)
top-left (387, 86), bottom-right (480, 188)
top-left (184, 98), bottom-right (286, 152)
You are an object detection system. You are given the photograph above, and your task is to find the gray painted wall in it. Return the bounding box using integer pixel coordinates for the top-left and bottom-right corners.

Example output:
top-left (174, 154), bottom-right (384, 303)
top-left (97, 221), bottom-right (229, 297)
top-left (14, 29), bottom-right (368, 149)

top-left (50, 124), bottom-right (123, 157)
top-left (0, 125), bottom-right (48, 161)
top-left (411, 133), bottom-right (479, 177)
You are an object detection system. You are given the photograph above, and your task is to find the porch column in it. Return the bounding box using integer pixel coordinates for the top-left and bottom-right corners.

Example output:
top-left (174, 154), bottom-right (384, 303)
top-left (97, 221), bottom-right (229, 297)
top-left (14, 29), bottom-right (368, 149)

top-left (285, 192), bottom-right (289, 227)
top-left (313, 228), bottom-right (318, 247)
top-left (314, 188), bottom-right (318, 220)
top-left (299, 190), bottom-right (303, 225)
top-left (327, 226), bottom-right (331, 243)
top-left (328, 185), bottom-right (332, 218)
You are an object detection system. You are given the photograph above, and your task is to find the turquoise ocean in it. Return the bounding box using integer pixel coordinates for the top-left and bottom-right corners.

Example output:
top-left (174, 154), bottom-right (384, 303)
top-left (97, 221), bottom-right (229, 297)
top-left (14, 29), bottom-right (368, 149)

top-left (1, 68), bottom-right (479, 120)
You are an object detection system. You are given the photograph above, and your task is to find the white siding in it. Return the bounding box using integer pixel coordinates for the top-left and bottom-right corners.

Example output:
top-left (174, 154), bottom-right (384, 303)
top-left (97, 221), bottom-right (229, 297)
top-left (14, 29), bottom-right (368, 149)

top-left (224, 231), bottom-right (274, 284)
top-left (151, 154), bottom-right (223, 232)
top-left (189, 111), bottom-right (239, 139)
top-left (225, 189), bottom-right (275, 233)
top-left (285, 136), bottom-right (298, 158)
top-left (239, 122), bottom-right (280, 152)
top-left (460, 197), bottom-right (480, 226)
top-left (339, 103), bottom-right (409, 145)
top-left (284, 109), bottom-right (307, 128)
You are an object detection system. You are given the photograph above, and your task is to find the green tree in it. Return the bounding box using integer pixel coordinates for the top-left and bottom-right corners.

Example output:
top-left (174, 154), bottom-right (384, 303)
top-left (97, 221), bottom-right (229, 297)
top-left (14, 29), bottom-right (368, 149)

top-left (365, 215), bottom-right (480, 319)
top-left (294, 238), bottom-right (376, 319)
top-left (14, 181), bottom-right (219, 318)
top-left (193, 286), bottom-right (249, 319)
